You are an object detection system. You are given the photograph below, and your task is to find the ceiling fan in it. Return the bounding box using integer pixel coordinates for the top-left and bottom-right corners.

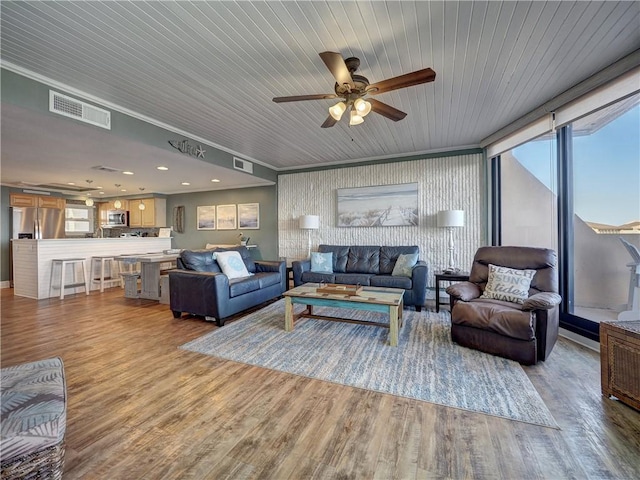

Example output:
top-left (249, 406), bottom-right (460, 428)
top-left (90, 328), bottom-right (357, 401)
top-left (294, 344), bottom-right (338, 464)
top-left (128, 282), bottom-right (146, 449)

top-left (272, 52), bottom-right (436, 128)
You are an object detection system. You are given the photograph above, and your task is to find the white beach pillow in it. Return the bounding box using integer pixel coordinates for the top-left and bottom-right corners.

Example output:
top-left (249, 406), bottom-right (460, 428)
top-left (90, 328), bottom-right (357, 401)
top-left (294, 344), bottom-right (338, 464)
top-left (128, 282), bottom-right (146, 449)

top-left (480, 263), bottom-right (536, 304)
top-left (215, 251), bottom-right (252, 279)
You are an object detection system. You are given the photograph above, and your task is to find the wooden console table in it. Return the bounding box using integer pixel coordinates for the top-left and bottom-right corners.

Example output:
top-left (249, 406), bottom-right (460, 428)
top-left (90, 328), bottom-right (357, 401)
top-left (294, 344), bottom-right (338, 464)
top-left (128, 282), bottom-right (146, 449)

top-left (600, 320), bottom-right (640, 411)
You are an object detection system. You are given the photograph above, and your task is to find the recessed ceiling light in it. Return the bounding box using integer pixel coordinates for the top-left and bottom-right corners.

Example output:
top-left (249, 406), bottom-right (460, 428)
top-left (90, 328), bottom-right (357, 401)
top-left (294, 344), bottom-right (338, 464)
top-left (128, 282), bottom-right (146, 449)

top-left (157, 166), bottom-right (169, 171)
top-left (99, 192), bottom-right (105, 195)
top-left (181, 182), bottom-right (190, 186)
top-left (122, 171), bottom-right (134, 175)
top-left (67, 182), bottom-right (75, 185)
top-left (121, 189), bottom-right (127, 192)
top-left (211, 178), bottom-right (220, 183)
top-left (95, 186), bottom-right (102, 189)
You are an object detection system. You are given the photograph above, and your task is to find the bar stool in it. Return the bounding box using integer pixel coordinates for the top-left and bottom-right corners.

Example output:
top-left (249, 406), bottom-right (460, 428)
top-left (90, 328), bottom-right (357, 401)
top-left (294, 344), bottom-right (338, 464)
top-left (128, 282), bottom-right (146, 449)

top-left (90, 256), bottom-right (121, 292)
top-left (50, 258), bottom-right (89, 299)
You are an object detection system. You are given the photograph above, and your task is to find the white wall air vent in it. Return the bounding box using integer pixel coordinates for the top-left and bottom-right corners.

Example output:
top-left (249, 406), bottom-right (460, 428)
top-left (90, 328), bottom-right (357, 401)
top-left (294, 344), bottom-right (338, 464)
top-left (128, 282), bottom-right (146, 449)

top-left (49, 91), bottom-right (111, 130)
top-left (233, 157), bottom-right (253, 174)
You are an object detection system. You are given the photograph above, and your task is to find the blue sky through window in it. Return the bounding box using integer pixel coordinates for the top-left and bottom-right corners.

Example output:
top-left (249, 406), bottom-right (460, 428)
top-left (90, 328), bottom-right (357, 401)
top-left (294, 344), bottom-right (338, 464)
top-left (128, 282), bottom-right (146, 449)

top-left (513, 104), bottom-right (639, 226)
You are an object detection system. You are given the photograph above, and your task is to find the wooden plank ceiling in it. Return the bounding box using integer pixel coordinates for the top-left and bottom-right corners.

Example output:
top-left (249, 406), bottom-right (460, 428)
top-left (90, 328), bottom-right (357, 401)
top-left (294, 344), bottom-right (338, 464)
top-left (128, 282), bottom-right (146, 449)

top-left (1, 1), bottom-right (638, 184)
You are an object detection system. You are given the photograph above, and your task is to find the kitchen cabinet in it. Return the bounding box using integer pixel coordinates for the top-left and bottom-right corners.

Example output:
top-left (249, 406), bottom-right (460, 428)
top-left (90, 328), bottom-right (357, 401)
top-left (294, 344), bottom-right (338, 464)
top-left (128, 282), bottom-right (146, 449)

top-left (10, 193), bottom-right (65, 209)
top-left (10, 193), bottom-right (37, 207)
top-left (129, 198), bottom-right (166, 227)
top-left (98, 200), bottom-right (129, 225)
top-left (38, 196), bottom-right (66, 209)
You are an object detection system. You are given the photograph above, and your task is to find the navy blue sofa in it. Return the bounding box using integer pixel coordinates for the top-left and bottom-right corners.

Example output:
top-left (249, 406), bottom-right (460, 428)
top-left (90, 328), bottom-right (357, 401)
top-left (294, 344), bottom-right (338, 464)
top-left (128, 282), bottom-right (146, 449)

top-left (168, 246), bottom-right (286, 326)
top-left (292, 245), bottom-right (428, 311)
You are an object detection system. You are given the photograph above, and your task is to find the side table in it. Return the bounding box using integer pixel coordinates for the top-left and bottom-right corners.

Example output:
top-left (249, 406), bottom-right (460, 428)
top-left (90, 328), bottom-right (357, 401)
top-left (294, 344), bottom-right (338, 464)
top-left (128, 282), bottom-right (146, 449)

top-left (600, 320), bottom-right (640, 411)
top-left (435, 271), bottom-right (470, 312)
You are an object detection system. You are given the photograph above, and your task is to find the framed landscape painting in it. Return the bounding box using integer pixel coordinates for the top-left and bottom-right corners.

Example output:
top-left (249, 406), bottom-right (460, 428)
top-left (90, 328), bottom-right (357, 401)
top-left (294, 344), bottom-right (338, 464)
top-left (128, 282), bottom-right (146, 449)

top-left (216, 204), bottom-right (237, 230)
top-left (337, 183), bottom-right (419, 227)
top-left (238, 203), bottom-right (260, 229)
top-left (196, 205), bottom-right (216, 230)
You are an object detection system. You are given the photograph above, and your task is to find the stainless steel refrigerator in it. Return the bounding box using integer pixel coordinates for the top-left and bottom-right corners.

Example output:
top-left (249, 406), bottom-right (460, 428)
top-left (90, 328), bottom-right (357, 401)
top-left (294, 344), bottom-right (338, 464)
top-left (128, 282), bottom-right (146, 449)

top-left (11, 207), bottom-right (65, 239)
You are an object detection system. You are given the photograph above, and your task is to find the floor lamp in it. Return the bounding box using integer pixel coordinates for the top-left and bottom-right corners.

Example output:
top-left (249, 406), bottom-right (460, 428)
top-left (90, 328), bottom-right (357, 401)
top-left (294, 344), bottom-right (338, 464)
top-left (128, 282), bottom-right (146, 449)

top-left (437, 210), bottom-right (465, 273)
top-left (299, 215), bottom-right (320, 258)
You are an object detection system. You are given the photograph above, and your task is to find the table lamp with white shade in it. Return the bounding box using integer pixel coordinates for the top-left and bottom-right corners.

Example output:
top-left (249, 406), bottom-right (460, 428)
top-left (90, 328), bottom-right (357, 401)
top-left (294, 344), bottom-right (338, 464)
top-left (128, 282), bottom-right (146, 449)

top-left (437, 209), bottom-right (465, 273)
top-left (299, 214), bottom-right (320, 258)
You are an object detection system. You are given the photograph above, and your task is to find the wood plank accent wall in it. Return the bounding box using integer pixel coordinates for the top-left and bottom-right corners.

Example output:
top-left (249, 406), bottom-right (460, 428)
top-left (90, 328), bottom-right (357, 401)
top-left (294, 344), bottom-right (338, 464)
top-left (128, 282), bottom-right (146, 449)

top-left (277, 153), bottom-right (486, 287)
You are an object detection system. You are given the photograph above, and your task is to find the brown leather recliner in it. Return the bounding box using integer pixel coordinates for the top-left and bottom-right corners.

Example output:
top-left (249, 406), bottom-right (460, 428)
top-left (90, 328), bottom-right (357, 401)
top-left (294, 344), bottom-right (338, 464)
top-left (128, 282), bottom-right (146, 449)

top-left (446, 246), bottom-right (562, 365)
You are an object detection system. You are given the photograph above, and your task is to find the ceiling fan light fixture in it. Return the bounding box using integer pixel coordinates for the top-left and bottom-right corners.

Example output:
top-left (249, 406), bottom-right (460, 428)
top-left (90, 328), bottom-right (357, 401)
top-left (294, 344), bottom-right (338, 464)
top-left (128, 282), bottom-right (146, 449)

top-left (354, 98), bottom-right (371, 117)
top-left (85, 198), bottom-right (94, 207)
top-left (329, 101), bottom-right (347, 121)
top-left (349, 110), bottom-right (364, 126)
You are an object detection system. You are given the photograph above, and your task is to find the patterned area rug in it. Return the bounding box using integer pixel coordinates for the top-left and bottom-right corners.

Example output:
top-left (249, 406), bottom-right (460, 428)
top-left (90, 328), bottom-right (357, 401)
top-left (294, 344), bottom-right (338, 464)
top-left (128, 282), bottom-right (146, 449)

top-left (180, 299), bottom-right (559, 428)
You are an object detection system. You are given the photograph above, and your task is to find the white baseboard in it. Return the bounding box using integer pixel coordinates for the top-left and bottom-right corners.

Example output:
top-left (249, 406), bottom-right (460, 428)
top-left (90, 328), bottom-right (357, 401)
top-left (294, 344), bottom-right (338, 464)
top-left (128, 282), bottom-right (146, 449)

top-left (0, 281), bottom-right (10, 289)
top-left (559, 327), bottom-right (600, 353)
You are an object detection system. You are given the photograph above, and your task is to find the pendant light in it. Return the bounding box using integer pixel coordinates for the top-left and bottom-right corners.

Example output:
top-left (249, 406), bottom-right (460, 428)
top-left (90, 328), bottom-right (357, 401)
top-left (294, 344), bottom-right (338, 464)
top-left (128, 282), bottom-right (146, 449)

top-left (138, 188), bottom-right (146, 210)
top-left (113, 184), bottom-right (122, 209)
top-left (84, 180), bottom-right (94, 206)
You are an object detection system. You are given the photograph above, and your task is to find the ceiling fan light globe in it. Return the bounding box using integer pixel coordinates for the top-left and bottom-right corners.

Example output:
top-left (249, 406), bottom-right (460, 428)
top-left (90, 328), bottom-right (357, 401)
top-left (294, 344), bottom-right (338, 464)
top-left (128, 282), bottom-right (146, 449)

top-left (354, 98), bottom-right (372, 117)
top-left (138, 202), bottom-right (146, 210)
top-left (85, 198), bottom-right (94, 207)
top-left (114, 199), bottom-right (122, 209)
top-left (349, 111), bottom-right (364, 126)
top-left (329, 101), bottom-right (346, 121)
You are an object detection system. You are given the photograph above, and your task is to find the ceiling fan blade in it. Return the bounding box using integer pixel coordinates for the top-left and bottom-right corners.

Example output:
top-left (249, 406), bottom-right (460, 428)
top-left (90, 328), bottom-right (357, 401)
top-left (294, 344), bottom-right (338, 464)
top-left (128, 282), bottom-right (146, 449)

top-left (273, 93), bottom-right (337, 103)
top-left (319, 52), bottom-right (355, 89)
top-left (321, 115), bottom-right (338, 128)
top-left (367, 68), bottom-right (436, 95)
top-left (368, 98), bottom-right (407, 121)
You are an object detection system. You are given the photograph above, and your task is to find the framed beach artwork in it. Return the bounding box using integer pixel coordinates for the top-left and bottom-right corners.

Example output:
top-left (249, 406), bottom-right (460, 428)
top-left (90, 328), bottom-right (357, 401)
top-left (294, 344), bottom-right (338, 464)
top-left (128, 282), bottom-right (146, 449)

top-left (216, 204), bottom-right (237, 230)
top-left (196, 205), bottom-right (216, 230)
top-left (337, 183), bottom-right (419, 227)
top-left (238, 203), bottom-right (260, 229)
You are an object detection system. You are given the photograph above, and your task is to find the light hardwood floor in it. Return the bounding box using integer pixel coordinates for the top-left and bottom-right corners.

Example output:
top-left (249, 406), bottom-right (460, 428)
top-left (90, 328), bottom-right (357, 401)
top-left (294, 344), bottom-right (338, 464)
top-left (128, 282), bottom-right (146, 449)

top-left (1, 288), bottom-right (639, 479)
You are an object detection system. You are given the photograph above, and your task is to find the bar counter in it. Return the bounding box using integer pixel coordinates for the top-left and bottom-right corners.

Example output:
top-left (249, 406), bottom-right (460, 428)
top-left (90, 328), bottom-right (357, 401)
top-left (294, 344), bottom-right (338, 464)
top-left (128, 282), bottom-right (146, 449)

top-left (11, 238), bottom-right (172, 299)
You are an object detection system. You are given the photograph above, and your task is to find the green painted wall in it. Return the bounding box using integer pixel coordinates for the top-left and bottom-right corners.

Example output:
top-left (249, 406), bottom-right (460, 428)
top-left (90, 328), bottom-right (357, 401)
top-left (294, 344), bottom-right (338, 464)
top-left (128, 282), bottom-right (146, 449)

top-left (166, 185), bottom-right (278, 261)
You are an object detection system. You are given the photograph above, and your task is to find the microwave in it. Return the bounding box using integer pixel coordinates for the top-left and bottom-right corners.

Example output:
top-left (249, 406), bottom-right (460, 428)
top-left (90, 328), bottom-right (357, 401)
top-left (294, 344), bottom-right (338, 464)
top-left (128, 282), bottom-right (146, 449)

top-left (104, 210), bottom-right (129, 227)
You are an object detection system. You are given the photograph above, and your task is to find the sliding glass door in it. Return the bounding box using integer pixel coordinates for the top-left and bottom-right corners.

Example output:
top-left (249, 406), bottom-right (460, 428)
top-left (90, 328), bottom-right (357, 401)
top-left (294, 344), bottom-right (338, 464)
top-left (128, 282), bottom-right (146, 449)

top-left (570, 97), bottom-right (640, 324)
top-left (497, 93), bottom-right (639, 338)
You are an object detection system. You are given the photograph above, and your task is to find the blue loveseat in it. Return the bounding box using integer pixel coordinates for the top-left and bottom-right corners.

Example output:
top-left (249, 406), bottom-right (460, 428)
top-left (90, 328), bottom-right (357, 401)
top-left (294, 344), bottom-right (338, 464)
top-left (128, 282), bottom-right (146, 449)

top-left (168, 246), bottom-right (286, 326)
top-left (292, 245), bottom-right (428, 311)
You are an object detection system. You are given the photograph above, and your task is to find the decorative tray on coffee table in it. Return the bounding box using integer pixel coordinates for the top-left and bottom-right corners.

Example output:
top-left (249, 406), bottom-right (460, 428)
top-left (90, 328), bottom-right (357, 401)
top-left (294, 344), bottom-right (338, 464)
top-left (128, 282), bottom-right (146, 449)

top-left (316, 284), bottom-right (363, 296)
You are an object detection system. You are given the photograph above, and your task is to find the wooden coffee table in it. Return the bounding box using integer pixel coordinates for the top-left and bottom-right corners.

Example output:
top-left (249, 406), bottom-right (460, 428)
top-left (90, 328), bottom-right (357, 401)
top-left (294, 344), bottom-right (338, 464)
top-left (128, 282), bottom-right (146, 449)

top-left (283, 283), bottom-right (405, 346)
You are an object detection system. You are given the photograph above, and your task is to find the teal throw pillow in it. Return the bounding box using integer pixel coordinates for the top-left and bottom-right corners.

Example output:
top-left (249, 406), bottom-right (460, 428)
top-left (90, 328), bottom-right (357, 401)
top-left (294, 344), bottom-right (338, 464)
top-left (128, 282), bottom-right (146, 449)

top-left (311, 252), bottom-right (333, 273)
top-left (392, 253), bottom-right (419, 277)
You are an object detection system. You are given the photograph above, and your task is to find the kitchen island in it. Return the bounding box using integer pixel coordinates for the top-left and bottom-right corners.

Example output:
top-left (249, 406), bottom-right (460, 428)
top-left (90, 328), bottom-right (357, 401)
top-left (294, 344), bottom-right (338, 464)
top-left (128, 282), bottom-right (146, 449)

top-left (12, 238), bottom-right (172, 299)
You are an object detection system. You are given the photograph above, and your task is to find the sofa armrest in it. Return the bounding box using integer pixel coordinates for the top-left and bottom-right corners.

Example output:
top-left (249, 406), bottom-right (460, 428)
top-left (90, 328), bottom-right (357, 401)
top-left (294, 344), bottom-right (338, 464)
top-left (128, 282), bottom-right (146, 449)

top-left (255, 260), bottom-right (287, 293)
top-left (446, 281), bottom-right (481, 302)
top-left (292, 259), bottom-right (311, 287)
top-left (255, 260), bottom-right (284, 273)
top-left (410, 261), bottom-right (429, 306)
top-left (168, 269), bottom-right (230, 319)
top-left (522, 292), bottom-right (562, 311)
